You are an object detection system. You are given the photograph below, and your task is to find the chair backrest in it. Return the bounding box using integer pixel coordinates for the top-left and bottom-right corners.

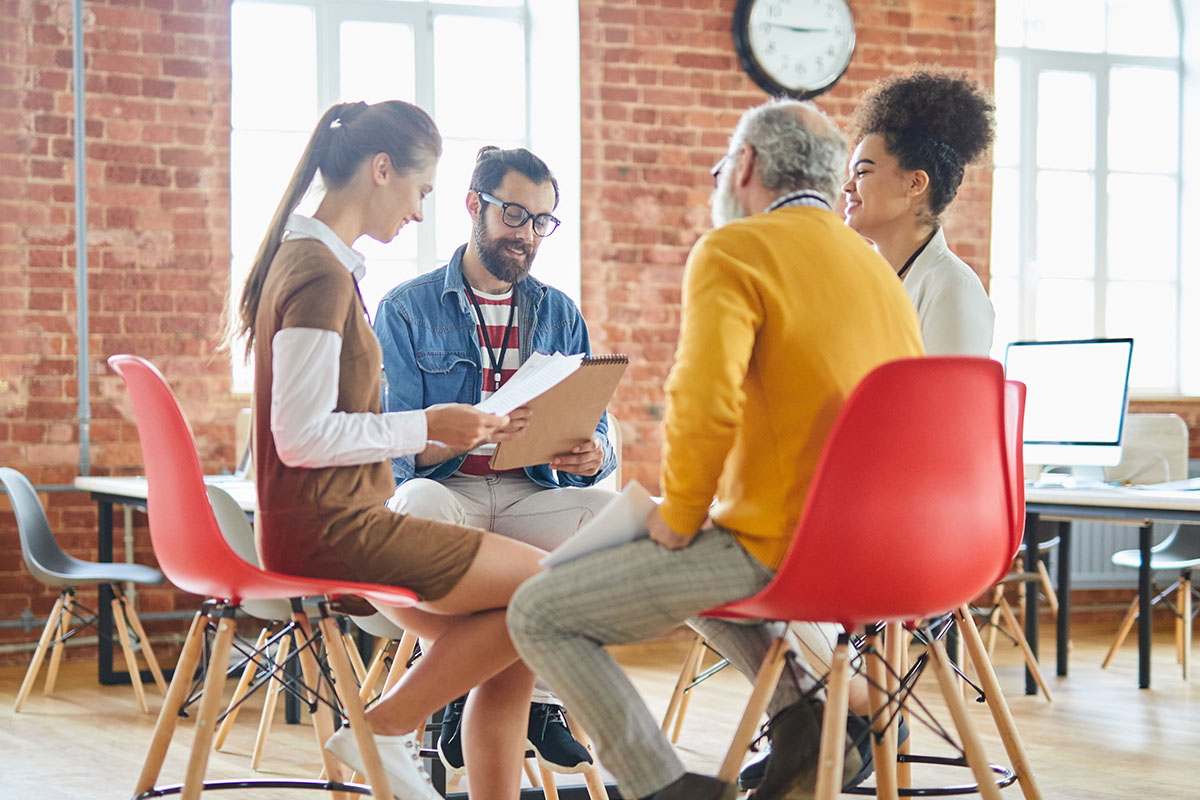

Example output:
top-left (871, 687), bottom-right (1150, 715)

top-left (207, 484), bottom-right (294, 621)
top-left (1105, 413), bottom-right (1189, 484)
top-left (714, 357), bottom-right (1015, 629)
top-left (0, 467), bottom-right (78, 586)
top-left (108, 354), bottom-right (283, 602)
top-left (1005, 380), bottom-right (1028, 561)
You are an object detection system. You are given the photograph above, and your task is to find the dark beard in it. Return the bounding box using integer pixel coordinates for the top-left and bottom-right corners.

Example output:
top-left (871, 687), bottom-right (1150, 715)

top-left (474, 213), bottom-right (533, 285)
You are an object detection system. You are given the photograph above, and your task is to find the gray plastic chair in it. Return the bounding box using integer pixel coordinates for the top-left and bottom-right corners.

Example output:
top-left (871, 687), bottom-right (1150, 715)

top-left (1102, 523), bottom-right (1200, 679)
top-left (206, 483), bottom-right (302, 768)
top-left (1, 466), bottom-right (167, 712)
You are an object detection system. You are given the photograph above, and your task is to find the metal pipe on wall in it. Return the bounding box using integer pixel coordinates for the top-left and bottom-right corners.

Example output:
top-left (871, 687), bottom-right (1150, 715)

top-left (73, 0), bottom-right (90, 477)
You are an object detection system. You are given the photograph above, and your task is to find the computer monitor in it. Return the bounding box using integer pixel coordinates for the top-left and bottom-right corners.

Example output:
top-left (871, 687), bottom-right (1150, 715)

top-left (1003, 338), bottom-right (1134, 475)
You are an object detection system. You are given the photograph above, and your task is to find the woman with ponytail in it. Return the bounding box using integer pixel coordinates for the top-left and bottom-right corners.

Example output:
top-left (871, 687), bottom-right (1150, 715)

top-left (239, 100), bottom-right (544, 800)
top-left (841, 69), bottom-right (997, 356)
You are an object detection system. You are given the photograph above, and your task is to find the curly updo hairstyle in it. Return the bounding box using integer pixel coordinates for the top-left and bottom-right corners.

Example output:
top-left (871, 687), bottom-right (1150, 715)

top-left (850, 69), bottom-right (995, 224)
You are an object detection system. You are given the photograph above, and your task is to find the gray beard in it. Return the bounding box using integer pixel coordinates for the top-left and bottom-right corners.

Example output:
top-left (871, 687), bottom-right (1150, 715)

top-left (711, 180), bottom-right (746, 228)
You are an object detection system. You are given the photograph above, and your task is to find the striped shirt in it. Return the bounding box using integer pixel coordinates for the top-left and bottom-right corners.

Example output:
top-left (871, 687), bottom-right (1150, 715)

top-left (458, 287), bottom-right (522, 475)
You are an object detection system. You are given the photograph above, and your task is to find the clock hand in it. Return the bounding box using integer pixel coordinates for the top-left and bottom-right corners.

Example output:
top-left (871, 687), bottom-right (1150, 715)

top-left (766, 23), bottom-right (831, 33)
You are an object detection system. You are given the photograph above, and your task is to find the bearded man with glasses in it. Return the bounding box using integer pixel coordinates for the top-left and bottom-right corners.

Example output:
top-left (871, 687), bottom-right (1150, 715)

top-left (373, 146), bottom-right (617, 779)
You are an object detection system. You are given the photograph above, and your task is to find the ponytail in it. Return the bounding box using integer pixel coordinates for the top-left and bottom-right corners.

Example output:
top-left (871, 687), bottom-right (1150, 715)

top-left (234, 100), bottom-right (441, 359)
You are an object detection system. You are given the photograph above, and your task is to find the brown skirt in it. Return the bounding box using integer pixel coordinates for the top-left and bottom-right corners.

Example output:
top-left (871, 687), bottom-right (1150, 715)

top-left (259, 502), bottom-right (484, 604)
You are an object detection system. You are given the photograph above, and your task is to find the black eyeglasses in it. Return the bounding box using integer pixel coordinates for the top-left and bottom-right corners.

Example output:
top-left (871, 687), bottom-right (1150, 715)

top-left (476, 191), bottom-right (561, 237)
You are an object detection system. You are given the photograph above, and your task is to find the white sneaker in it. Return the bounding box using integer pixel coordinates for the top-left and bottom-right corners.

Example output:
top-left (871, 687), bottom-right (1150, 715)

top-left (324, 725), bottom-right (442, 800)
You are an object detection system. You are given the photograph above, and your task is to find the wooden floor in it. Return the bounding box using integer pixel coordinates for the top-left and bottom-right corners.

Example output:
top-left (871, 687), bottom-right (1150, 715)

top-left (0, 621), bottom-right (1196, 799)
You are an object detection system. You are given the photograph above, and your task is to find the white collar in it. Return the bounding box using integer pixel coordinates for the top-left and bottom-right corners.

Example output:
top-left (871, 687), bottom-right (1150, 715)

top-left (283, 214), bottom-right (367, 282)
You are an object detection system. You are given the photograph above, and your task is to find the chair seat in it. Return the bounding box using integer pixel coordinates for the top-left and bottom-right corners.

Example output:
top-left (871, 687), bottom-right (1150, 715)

top-left (34, 557), bottom-right (165, 589)
top-left (1111, 548), bottom-right (1200, 571)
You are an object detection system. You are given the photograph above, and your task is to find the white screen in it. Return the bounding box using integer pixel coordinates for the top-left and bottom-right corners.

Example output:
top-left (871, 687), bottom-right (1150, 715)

top-left (1004, 339), bottom-right (1133, 466)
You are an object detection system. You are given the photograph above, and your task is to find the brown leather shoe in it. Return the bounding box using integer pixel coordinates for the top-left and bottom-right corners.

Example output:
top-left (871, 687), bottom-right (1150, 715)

top-left (750, 698), bottom-right (868, 800)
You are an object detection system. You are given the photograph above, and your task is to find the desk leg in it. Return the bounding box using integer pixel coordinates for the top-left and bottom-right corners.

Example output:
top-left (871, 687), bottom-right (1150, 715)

top-left (97, 498), bottom-right (117, 685)
top-left (1056, 521), bottom-right (1071, 678)
top-left (1138, 523), bottom-right (1152, 690)
top-left (1023, 513), bottom-right (1039, 696)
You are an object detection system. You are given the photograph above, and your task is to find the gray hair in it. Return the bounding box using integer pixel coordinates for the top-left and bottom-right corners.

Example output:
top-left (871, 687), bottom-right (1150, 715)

top-left (727, 99), bottom-right (847, 204)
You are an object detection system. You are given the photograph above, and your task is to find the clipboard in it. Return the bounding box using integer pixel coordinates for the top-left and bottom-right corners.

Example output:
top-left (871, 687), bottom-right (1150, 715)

top-left (489, 354), bottom-right (628, 470)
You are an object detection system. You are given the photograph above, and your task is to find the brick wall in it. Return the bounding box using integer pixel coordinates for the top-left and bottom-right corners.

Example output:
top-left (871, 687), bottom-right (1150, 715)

top-left (579, 0), bottom-right (998, 490)
top-left (0, 0), bottom-right (236, 662)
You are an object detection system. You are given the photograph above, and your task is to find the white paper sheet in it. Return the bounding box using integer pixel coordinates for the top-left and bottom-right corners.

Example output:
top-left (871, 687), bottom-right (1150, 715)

top-left (476, 351), bottom-right (585, 416)
top-left (540, 480), bottom-right (659, 567)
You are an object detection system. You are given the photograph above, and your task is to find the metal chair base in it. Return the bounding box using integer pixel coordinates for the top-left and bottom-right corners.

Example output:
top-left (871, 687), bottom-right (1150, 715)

top-left (844, 754), bottom-right (1017, 797)
top-left (134, 779), bottom-right (372, 798)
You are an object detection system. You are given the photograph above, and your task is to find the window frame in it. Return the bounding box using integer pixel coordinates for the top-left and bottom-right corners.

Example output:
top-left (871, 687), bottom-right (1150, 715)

top-left (994, 4), bottom-right (1187, 396)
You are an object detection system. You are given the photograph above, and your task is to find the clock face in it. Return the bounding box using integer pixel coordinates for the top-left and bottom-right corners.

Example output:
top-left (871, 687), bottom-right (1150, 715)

top-left (736, 0), bottom-right (856, 98)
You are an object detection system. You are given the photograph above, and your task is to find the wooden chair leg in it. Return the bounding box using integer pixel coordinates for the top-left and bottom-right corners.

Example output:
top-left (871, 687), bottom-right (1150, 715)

top-left (124, 599), bottom-right (168, 695)
top-left (214, 626), bottom-right (270, 751)
top-left (1182, 575), bottom-right (1193, 681)
top-left (956, 606), bottom-right (1043, 800)
top-left (538, 765), bottom-right (561, 800)
top-left (342, 631), bottom-right (369, 683)
top-left (927, 634), bottom-right (1003, 800)
top-left (14, 593), bottom-right (66, 712)
top-left (985, 586), bottom-right (1003, 658)
top-left (43, 595), bottom-right (71, 696)
top-left (358, 638), bottom-right (391, 704)
top-left (523, 757), bottom-right (541, 787)
top-left (292, 612), bottom-right (349, 793)
top-left (319, 614), bottom-right (394, 800)
top-left (1037, 559), bottom-right (1059, 615)
top-left (885, 622), bottom-right (911, 789)
top-left (382, 629), bottom-right (419, 695)
top-left (661, 633), bottom-right (703, 738)
top-left (865, 628), bottom-right (899, 800)
top-left (135, 611), bottom-right (207, 795)
top-left (671, 644), bottom-right (703, 744)
top-left (997, 598), bottom-right (1054, 701)
top-left (562, 710), bottom-right (608, 800)
top-left (1102, 596), bottom-right (1140, 668)
top-left (716, 637), bottom-right (789, 784)
top-left (112, 596), bottom-right (151, 714)
top-left (251, 630), bottom-right (292, 771)
top-left (179, 608), bottom-right (238, 800)
top-left (814, 636), bottom-right (852, 800)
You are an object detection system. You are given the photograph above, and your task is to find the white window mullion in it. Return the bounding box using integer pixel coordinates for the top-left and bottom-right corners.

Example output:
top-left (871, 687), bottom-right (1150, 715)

top-left (1094, 64), bottom-right (1109, 338)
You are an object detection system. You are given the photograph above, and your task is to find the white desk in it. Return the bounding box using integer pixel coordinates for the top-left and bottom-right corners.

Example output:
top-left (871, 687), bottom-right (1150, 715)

top-left (74, 475), bottom-right (256, 685)
top-left (1024, 484), bottom-right (1200, 691)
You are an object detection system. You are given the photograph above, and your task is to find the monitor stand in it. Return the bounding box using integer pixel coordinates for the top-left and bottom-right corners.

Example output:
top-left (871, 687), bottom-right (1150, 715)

top-left (1038, 465), bottom-right (1108, 487)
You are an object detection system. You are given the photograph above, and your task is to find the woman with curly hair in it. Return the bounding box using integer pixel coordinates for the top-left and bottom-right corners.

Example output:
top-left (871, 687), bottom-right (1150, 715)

top-left (842, 69), bottom-right (996, 355)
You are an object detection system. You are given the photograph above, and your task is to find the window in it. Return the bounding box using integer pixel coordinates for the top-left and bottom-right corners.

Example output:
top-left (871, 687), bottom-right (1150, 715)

top-left (229, 0), bottom-right (579, 391)
top-left (992, 0), bottom-right (1186, 394)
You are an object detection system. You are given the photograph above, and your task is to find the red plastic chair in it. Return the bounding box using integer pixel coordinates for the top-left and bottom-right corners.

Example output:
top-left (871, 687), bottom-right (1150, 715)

top-left (703, 357), bottom-right (1028, 800)
top-left (109, 354), bottom-right (418, 800)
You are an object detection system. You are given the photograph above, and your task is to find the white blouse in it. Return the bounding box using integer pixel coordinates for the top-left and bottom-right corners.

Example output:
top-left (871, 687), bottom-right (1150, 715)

top-left (268, 215), bottom-right (427, 468)
top-left (902, 227), bottom-right (995, 357)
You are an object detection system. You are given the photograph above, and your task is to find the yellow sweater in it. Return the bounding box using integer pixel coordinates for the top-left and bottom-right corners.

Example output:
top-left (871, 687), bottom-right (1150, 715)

top-left (658, 206), bottom-right (925, 569)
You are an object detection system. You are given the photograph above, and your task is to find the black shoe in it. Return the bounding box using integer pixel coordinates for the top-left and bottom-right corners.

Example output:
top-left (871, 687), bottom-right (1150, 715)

top-left (739, 711), bottom-right (909, 791)
top-left (436, 695), bottom-right (467, 775)
top-left (527, 702), bottom-right (594, 774)
top-left (642, 772), bottom-right (737, 800)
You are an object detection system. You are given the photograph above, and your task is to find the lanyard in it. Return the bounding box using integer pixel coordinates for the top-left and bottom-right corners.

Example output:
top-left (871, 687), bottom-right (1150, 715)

top-left (897, 231), bottom-right (936, 282)
top-left (464, 284), bottom-right (517, 390)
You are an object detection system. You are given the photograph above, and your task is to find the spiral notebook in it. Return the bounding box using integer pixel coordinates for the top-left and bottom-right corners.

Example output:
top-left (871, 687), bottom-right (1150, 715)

top-left (489, 354), bottom-right (629, 470)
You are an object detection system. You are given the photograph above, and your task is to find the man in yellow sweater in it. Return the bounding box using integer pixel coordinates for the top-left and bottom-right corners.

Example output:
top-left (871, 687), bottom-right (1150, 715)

top-left (508, 99), bottom-right (924, 800)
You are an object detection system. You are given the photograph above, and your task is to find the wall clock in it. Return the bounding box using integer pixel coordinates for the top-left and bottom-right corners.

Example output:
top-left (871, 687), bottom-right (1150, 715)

top-left (732, 0), bottom-right (856, 100)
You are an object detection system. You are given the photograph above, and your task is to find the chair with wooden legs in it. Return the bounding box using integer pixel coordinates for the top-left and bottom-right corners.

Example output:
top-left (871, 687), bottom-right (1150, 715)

top-left (111, 353), bottom-right (422, 800)
top-left (1, 466), bottom-right (168, 714)
top-left (346, 611), bottom-right (609, 800)
top-left (702, 357), bottom-right (1038, 800)
top-left (1101, 523), bottom-right (1200, 680)
top-left (205, 484), bottom-right (304, 770)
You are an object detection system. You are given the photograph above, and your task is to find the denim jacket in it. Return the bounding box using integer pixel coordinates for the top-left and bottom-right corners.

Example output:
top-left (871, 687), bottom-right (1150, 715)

top-left (374, 244), bottom-right (616, 488)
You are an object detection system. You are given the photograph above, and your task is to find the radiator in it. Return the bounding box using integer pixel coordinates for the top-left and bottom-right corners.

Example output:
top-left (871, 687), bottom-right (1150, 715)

top-left (1054, 520), bottom-right (1179, 589)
